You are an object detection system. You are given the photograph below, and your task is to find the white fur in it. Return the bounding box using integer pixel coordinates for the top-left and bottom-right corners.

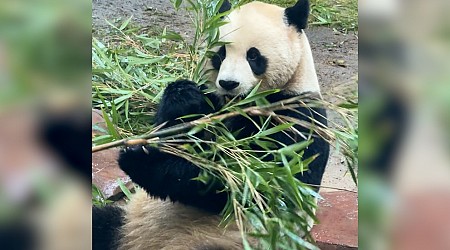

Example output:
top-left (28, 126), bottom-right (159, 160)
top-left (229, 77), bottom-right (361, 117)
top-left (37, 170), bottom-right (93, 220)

top-left (119, 189), bottom-right (243, 250)
top-left (210, 2), bottom-right (321, 96)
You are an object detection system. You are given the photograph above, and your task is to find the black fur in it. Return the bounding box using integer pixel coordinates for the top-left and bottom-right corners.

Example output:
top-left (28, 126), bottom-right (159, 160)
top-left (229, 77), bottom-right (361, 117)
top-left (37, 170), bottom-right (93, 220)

top-left (0, 221), bottom-right (35, 250)
top-left (119, 145), bottom-right (228, 213)
top-left (120, 81), bottom-right (227, 213)
top-left (218, 0), bottom-right (231, 14)
top-left (246, 47), bottom-right (268, 76)
top-left (92, 205), bottom-right (124, 250)
top-left (119, 80), bottom-right (329, 213)
top-left (155, 80), bottom-right (214, 127)
top-left (221, 93), bottom-right (329, 188)
top-left (40, 111), bottom-right (91, 183)
top-left (211, 45), bottom-right (226, 70)
top-left (285, 0), bottom-right (310, 32)
top-left (266, 93), bottom-right (329, 187)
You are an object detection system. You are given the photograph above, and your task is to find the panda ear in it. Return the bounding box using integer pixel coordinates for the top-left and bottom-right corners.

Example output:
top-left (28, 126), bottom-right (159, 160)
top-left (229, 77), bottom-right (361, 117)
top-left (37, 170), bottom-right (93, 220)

top-left (218, 0), bottom-right (231, 14)
top-left (285, 0), bottom-right (310, 32)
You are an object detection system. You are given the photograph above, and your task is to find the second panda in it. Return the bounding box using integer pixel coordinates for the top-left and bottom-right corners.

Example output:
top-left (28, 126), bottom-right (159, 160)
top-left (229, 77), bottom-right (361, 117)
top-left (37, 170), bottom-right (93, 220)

top-left (93, 0), bottom-right (330, 249)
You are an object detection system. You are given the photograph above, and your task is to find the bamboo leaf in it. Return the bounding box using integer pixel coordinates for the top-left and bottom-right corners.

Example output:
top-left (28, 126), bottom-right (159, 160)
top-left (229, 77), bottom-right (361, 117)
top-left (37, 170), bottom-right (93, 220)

top-left (258, 123), bottom-right (294, 137)
top-left (119, 16), bottom-right (133, 31)
top-left (117, 178), bottom-right (133, 200)
top-left (278, 140), bottom-right (312, 156)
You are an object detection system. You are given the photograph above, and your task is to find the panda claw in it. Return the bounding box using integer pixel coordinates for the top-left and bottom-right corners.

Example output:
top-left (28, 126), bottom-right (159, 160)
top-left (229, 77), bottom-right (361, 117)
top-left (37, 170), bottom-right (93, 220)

top-left (119, 145), bottom-right (145, 156)
top-left (142, 146), bottom-right (149, 155)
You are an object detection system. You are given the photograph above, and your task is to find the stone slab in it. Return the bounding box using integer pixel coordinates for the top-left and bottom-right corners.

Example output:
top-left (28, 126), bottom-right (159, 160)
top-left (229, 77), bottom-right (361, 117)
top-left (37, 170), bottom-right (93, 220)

top-left (312, 191), bottom-right (358, 249)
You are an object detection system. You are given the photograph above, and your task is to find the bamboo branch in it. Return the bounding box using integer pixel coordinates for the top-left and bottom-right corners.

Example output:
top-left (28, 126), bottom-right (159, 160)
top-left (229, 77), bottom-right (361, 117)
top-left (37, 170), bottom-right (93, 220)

top-left (92, 94), bottom-right (317, 152)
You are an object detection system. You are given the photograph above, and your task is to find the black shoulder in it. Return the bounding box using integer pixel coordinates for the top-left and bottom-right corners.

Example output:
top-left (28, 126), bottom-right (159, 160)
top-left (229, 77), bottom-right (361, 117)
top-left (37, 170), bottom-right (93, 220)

top-left (266, 91), bottom-right (330, 187)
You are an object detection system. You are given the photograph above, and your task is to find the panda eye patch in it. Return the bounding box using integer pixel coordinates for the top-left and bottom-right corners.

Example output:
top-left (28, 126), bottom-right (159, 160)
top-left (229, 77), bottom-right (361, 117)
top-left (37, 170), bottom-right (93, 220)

top-left (211, 46), bottom-right (226, 70)
top-left (246, 47), bottom-right (268, 76)
top-left (246, 47), bottom-right (260, 61)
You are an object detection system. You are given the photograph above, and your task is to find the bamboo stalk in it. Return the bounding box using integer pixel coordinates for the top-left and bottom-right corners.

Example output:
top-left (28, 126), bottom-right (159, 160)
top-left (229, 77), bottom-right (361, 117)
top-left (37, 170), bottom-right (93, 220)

top-left (92, 95), bottom-right (316, 152)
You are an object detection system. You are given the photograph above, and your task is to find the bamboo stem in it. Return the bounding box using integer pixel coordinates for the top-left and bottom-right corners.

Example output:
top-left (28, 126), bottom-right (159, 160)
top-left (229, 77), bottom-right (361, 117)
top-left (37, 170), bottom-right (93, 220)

top-left (92, 95), bottom-right (315, 152)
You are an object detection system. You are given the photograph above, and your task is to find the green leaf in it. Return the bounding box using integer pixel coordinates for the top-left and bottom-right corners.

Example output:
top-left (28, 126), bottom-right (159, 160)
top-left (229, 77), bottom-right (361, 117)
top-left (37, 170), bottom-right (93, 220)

top-left (258, 123), bottom-right (294, 137)
top-left (188, 123), bottom-right (207, 136)
top-left (92, 134), bottom-right (113, 145)
top-left (173, 0), bottom-right (182, 9)
top-left (246, 82), bottom-right (261, 98)
top-left (285, 230), bottom-right (320, 250)
top-left (236, 89), bottom-right (280, 106)
top-left (126, 56), bottom-right (164, 65)
top-left (117, 178), bottom-right (133, 200)
top-left (162, 31), bottom-right (184, 41)
top-left (119, 16), bottom-right (133, 31)
top-left (178, 113), bottom-right (205, 119)
top-left (278, 140), bottom-right (312, 156)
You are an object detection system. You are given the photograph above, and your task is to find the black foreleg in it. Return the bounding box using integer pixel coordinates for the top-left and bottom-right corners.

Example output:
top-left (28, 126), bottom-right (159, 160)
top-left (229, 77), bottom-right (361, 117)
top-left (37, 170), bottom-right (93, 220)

top-left (118, 146), bottom-right (227, 213)
top-left (118, 80), bottom-right (226, 212)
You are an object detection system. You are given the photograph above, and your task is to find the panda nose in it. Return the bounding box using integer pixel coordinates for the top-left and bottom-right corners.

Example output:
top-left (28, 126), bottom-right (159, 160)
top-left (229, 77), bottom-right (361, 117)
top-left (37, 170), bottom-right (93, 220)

top-left (219, 80), bottom-right (239, 91)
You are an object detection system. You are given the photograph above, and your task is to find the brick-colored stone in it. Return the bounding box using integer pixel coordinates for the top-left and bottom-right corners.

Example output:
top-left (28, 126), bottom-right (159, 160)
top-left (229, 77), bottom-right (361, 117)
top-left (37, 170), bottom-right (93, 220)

top-left (392, 193), bottom-right (450, 250)
top-left (92, 109), bottom-right (107, 136)
top-left (312, 191), bottom-right (358, 249)
top-left (92, 148), bottom-right (133, 199)
top-left (92, 109), bottom-right (132, 199)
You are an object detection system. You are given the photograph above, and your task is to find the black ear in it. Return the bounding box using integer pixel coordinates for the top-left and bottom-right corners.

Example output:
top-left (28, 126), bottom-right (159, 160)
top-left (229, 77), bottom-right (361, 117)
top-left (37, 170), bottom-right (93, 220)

top-left (285, 0), bottom-right (310, 32)
top-left (219, 0), bottom-right (231, 14)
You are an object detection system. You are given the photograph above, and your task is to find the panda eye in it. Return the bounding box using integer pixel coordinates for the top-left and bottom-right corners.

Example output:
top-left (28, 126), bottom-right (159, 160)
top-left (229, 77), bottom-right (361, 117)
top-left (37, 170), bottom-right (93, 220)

top-left (246, 47), bottom-right (260, 61)
top-left (211, 46), bottom-right (226, 70)
top-left (246, 47), bottom-right (268, 76)
top-left (217, 46), bottom-right (226, 59)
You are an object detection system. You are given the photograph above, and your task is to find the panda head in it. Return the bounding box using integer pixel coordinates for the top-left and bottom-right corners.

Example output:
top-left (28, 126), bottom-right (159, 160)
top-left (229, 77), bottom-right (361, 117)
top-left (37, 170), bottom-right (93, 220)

top-left (209, 0), bottom-right (320, 97)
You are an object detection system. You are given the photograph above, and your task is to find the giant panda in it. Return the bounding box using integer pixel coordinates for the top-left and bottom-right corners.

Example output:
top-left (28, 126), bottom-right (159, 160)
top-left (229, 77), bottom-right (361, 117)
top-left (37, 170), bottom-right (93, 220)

top-left (93, 0), bottom-right (330, 249)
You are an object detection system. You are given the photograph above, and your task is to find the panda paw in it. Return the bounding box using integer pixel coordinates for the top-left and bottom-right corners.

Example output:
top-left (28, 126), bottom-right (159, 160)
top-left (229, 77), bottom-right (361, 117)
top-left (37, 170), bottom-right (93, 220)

top-left (118, 145), bottom-right (163, 178)
top-left (155, 80), bottom-right (211, 125)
